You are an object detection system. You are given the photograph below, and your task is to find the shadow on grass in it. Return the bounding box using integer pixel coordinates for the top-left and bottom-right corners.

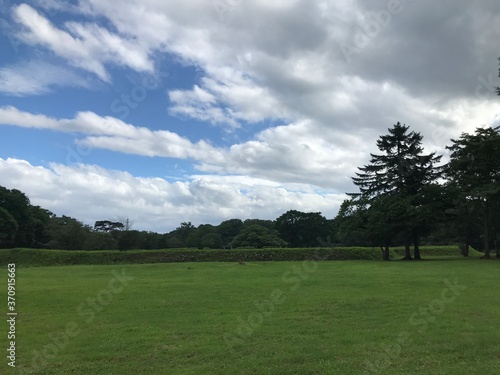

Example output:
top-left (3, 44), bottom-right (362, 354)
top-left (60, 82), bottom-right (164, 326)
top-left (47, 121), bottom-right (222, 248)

top-left (393, 255), bottom-right (499, 262)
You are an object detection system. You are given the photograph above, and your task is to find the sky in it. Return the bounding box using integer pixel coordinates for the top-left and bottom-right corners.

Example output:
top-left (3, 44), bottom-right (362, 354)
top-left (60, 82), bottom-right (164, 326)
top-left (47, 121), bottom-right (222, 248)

top-left (0, 0), bottom-right (499, 232)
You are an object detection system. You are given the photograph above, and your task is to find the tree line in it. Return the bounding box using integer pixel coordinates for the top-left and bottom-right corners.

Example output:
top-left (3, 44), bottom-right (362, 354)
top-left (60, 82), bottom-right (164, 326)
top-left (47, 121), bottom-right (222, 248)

top-left (0, 192), bottom-right (331, 251)
top-left (341, 122), bottom-right (499, 259)
top-left (0, 124), bottom-right (498, 257)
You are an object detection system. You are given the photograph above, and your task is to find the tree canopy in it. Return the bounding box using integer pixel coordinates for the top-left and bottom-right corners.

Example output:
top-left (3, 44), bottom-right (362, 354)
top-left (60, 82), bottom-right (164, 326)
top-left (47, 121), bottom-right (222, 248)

top-left (347, 122), bottom-right (444, 260)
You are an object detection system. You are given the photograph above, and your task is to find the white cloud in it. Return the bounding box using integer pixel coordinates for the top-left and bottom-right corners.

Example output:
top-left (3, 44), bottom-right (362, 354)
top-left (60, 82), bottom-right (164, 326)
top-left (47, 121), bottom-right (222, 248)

top-left (9, 1), bottom-right (500, 132)
top-left (2, 103), bottom-right (498, 191)
top-left (0, 60), bottom-right (90, 95)
top-left (0, 106), bottom-right (365, 189)
top-left (0, 158), bottom-right (345, 232)
top-left (169, 67), bottom-right (288, 127)
top-left (0, 106), bottom-right (224, 162)
top-left (13, 3), bottom-right (154, 81)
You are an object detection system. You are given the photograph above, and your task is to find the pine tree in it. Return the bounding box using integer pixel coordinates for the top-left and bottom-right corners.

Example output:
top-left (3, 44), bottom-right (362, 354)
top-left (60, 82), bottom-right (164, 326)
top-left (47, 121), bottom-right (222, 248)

top-left (353, 123), bottom-right (442, 197)
top-left (351, 123), bottom-right (443, 259)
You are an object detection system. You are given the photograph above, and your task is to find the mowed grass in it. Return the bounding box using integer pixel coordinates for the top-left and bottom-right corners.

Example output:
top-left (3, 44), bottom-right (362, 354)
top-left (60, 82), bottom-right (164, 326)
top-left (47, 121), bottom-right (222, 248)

top-left (1, 258), bottom-right (499, 374)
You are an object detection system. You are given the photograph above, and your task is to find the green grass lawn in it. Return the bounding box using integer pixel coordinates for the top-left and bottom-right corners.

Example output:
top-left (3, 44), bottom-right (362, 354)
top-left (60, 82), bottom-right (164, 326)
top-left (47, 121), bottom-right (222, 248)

top-left (1, 258), bottom-right (499, 374)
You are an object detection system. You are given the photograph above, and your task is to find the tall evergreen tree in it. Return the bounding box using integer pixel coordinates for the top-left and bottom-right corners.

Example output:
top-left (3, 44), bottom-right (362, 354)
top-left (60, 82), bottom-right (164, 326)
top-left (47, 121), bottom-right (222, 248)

top-left (353, 123), bottom-right (442, 197)
top-left (351, 123), bottom-right (443, 259)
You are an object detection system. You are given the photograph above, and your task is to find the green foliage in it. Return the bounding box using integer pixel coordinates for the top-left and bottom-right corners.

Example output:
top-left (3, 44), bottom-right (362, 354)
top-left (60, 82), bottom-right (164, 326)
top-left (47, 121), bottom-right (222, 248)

top-left (83, 232), bottom-right (118, 250)
top-left (0, 187), bottom-right (35, 246)
top-left (446, 126), bottom-right (500, 195)
top-left (199, 233), bottom-right (223, 249)
top-left (335, 199), bottom-right (370, 246)
top-left (46, 215), bottom-right (90, 250)
top-left (0, 207), bottom-right (18, 246)
top-left (217, 218), bottom-right (243, 245)
top-left (275, 210), bottom-right (330, 247)
top-left (445, 125), bottom-right (500, 256)
top-left (352, 122), bottom-right (442, 197)
top-left (0, 246), bottom-right (476, 267)
top-left (30, 205), bottom-right (53, 246)
top-left (231, 224), bottom-right (286, 248)
top-left (165, 235), bottom-right (184, 248)
top-left (94, 220), bottom-right (124, 232)
top-left (242, 218), bottom-right (274, 230)
top-left (346, 122), bottom-right (444, 259)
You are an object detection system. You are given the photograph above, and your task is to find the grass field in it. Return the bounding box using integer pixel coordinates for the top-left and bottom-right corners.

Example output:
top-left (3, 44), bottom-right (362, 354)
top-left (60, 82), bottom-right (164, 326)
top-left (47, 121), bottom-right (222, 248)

top-left (1, 257), bottom-right (499, 374)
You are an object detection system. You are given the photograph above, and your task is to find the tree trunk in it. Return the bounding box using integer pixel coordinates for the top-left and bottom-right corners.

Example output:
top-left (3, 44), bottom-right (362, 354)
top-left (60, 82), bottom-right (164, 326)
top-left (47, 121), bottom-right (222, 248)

top-left (483, 214), bottom-right (491, 259)
top-left (413, 235), bottom-right (421, 260)
top-left (380, 246), bottom-right (390, 261)
top-left (402, 242), bottom-right (413, 260)
top-left (459, 243), bottom-right (469, 257)
top-left (463, 205), bottom-right (471, 257)
top-left (481, 202), bottom-right (491, 259)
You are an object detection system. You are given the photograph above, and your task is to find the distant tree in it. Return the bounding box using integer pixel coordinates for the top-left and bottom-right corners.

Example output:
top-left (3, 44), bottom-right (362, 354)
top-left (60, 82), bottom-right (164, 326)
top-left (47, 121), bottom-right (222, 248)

top-left (0, 186), bottom-right (55, 248)
top-left (0, 187), bottom-right (35, 247)
top-left (217, 219), bottom-right (243, 245)
top-left (165, 235), bottom-right (184, 248)
top-left (195, 224), bottom-right (217, 248)
top-left (46, 215), bottom-right (90, 250)
top-left (183, 229), bottom-right (203, 248)
top-left (0, 207), bottom-right (18, 248)
top-left (94, 220), bottom-right (124, 232)
top-left (200, 233), bottom-right (223, 249)
top-left (334, 199), bottom-right (370, 247)
top-left (232, 224), bottom-right (287, 249)
top-left (141, 231), bottom-right (162, 250)
top-left (445, 126), bottom-right (500, 258)
top-left (84, 232), bottom-right (118, 250)
top-left (30, 205), bottom-right (53, 247)
top-left (167, 222), bottom-right (196, 247)
top-left (115, 216), bottom-right (133, 230)
top-left (318, 218), bottom-right (341, 247)
top-left (275, 210), bottom-right (329, 247)
top-left (242, 219), bottom-right (274, 230)
top-left (114, 230), bottom-right (146, 251)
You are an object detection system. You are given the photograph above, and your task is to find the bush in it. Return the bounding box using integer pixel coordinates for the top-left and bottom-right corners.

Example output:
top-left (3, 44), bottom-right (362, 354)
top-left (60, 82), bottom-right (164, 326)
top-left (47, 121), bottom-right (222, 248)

top-left (391, 245), bottom-right (483, 257)
top-left (0, 245), bottom-right (482, 267)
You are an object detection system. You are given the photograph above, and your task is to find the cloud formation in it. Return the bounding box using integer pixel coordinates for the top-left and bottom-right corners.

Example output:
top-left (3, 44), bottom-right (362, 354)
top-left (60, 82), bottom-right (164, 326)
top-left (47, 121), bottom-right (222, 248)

top-left (13, 3), bottom-right (154, 81)
top-left (0, 158), bottom-right (345, 231)
top-left (0, 60), bottom-right (90, 95)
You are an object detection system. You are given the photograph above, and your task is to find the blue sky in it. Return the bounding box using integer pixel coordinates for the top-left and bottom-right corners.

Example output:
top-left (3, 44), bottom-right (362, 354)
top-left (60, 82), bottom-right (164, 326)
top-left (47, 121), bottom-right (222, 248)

top-left (0, 0), bottom-right (499, 232)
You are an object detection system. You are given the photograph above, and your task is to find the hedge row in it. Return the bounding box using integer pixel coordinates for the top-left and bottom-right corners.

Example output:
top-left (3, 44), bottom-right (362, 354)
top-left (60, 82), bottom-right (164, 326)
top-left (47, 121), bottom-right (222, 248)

top-left (391, 246), bottom-right (482, 257)
top-left (0, 246), bottom-right (480, 267)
